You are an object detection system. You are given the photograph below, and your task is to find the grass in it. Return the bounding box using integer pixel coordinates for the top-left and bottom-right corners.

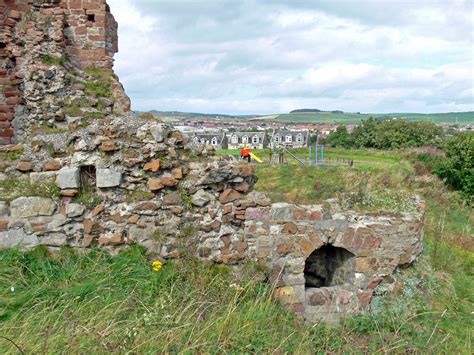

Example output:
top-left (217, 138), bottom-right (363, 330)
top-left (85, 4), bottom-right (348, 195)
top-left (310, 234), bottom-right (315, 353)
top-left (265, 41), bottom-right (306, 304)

top-left (84, 67), bottom-right (113, 98)
top-left (254, 164), bottom-right (419, 213)
top-left (218, 147), bottom-right (401, 168)
top-left (0, 247), bottom-right (472, 353)
top-left (30, 125), bottom-right (68, 135)
top-left (73, 184), bottom-right (101, 210)
top-left (0, 179), bottom-right (60, 202)
top-left (40, 54), bottom-right (68, 66)
top-left (0, 152), bottom-right (21, 161)
top-left (0, 244), bottom-right (471, 353)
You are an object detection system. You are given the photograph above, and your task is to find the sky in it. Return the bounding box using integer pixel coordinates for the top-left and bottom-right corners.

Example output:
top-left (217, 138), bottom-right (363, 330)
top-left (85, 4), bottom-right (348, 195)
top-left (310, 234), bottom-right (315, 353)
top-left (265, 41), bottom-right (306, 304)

top-left (108, 0), bottom-right (474, 115)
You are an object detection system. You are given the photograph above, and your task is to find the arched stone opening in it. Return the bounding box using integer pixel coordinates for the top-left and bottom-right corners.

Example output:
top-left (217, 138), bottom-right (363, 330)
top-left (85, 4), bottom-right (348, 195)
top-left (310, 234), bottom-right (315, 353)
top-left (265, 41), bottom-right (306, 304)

top-left (304, 245), bottom-right (355, 288)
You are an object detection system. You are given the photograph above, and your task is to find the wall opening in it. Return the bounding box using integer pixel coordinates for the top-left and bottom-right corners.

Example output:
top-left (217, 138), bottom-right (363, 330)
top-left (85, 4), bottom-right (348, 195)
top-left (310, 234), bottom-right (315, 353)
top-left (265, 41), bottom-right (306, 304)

top-left (304, 245), bottom-right (355, 288)
top-left (80, 165), bottom-right (96, 187)
top-left (0, 42), bottom-right (6, 49)
top-left (87, 14), bottom-right (96, 22)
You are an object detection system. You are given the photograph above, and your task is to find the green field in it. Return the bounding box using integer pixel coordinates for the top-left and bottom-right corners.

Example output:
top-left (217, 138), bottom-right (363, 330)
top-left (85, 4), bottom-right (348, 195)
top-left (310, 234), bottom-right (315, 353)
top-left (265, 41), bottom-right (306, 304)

top-left (274, 111), bottom-right (474, 124)
top-left (218, 147), bottom-right (401, 169)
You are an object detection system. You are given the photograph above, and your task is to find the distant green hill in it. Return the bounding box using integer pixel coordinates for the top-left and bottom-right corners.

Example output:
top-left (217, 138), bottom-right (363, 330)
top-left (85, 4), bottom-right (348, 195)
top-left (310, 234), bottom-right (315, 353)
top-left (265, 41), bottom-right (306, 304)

top-left (133, 110), bottom-right (474, 125)
top-left (275, 111), bottom-right (474, 124)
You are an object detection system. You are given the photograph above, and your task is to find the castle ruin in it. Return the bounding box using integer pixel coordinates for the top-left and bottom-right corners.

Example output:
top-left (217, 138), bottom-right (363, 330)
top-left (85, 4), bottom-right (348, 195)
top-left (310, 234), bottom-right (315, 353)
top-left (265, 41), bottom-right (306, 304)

top-left (0, 1), bottom-right (424, 323)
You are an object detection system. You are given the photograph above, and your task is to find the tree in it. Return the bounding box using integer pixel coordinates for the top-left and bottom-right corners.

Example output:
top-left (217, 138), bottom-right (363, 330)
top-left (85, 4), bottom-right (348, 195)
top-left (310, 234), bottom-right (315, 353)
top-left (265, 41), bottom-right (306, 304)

top-left (351, 117), bottom-right (379, 148)
top-left (326, 125), bottom-right (352, 147)
top-left (435, 131), bottom-right (473, 202)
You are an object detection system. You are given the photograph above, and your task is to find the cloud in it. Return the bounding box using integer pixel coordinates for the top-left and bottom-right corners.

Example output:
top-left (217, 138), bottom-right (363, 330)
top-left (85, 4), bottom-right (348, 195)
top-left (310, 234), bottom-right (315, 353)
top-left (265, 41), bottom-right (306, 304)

top-left (108, 0), bottom-right (473, 114)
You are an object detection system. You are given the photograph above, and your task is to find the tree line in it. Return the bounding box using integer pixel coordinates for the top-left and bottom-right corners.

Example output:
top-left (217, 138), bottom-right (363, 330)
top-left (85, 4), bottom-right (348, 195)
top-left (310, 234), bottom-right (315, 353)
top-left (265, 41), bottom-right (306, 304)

top-left (326, 118), bottom-right (445, 149)
top-left (326, 119), bottom-right (473, 203)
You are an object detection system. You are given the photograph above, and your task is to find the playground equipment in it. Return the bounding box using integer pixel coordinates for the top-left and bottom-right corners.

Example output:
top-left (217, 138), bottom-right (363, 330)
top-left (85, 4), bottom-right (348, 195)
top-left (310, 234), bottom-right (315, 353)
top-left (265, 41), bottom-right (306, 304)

top-left (249, 152), bottom-right (263, 163)
top-left (309, 145), bottom-right (325, 166)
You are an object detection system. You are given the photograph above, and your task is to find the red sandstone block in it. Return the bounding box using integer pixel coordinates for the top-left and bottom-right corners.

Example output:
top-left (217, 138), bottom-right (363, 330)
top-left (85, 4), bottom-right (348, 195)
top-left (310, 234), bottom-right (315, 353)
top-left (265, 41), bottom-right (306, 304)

top-left (0, 129), bottom-right (14, 138)
top-left (0, 69), bottom-right (7, 75)
top-left (0, 78), bottom-right (12, 85)
top-left (83, 2), bottom-right (101, 10)
top-left (9, 10), bottom-right (22, 20)
top-left (69, 0), bottom-right (82, 9)
top-left (6, 97), bottom-right (22, 105)
top-left (0, 220), bottom-right (8, 231)
top-left (5, 18), bottom-right (16, 27)
top-left (4, 90), bottom-right (20, 98)
top-left (0, 105), bottom-right (14, 113)
top-left (89, 35), bottom-right (106, 41)
top-left (0, 122), bottom-right (10, 129)
top-left (0, 137), bottom-right (12, 145)
top-left (75, 26), bottom-right (87, 35)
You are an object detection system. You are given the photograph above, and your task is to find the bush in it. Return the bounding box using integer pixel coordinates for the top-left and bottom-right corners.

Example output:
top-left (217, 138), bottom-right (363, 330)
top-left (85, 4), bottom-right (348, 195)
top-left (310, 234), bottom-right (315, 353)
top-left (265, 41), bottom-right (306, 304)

top-left (326, 125), bottom-right (352, 147)
top-left (434, 132), bottom-right (473, 202)
top-left (339, 118), bottom-right (445, 150)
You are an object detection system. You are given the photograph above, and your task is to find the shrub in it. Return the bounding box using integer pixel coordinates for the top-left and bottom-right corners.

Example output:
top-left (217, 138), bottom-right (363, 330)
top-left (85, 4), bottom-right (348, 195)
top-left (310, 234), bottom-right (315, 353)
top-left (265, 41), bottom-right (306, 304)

top-left (434, 132), bottom-right (473, 203)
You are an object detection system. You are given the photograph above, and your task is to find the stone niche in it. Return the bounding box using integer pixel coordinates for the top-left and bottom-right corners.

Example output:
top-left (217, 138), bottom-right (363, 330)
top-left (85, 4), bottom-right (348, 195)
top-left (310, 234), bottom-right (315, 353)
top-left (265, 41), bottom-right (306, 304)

top-left (304, 245), bottom-right (355, 288)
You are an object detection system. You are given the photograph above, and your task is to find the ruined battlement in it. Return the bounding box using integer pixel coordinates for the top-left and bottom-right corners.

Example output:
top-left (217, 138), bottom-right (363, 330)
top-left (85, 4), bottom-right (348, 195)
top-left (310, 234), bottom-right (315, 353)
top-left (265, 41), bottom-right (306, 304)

top-left (0, 0), bottom-right (129, 145)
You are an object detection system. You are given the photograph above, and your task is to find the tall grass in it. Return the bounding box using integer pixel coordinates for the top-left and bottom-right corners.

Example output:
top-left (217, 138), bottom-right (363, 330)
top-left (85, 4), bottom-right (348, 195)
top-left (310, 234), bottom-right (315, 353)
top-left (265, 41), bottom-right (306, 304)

top-left (0, 246), bottom-right (471, 353)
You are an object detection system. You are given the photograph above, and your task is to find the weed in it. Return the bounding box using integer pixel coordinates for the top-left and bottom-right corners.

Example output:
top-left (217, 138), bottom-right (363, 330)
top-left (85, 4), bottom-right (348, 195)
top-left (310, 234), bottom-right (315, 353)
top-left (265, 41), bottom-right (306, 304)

top-left (40, 54), bottom-right (68, 66)
top-left (0, 151), bottom-right (21, 161)
top-left (73, 184), bottom-right (101, 210)
top-left (151, 230), bottom-right (166, 243)
top-left (85, 80), bottom-right (112, 98)
top-left (64, 105), bottom-right (83, 117)
top-left (84, 67), bottom-right (113, 98)
top-left (30, 125), bottom-right (68, 135)
top-left (178, 187), bottom-right (192, 209)
top-left (0, 179), bottom-right (60, 202)
top-left (125, 189), bottom-right (154, 202)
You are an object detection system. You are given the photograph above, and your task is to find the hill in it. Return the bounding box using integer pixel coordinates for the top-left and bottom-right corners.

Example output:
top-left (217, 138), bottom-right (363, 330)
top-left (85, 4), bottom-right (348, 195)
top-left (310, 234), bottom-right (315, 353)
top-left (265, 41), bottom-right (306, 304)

top-left (134, 110), bottom-right (474, 125)
top-left (275, 111), bottom-right (474, 124)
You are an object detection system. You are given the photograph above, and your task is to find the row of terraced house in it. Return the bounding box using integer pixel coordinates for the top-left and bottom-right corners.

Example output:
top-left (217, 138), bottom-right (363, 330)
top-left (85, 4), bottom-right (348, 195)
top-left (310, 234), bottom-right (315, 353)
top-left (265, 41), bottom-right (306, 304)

top-left (186, 130), bottom-right (311, 149)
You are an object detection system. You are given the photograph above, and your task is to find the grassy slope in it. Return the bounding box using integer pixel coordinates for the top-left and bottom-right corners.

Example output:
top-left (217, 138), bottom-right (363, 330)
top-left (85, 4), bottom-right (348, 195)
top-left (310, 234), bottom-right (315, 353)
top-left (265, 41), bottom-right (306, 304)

top-left (275, 111), bottom-right (474, 124)
top-left (0, 149), bottom-right (473, 352)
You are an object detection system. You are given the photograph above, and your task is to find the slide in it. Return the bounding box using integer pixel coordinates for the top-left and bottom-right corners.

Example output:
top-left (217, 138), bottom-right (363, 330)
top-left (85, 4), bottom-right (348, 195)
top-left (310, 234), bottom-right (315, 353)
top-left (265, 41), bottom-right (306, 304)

top-left (249, 152), bottom-right (263, 163)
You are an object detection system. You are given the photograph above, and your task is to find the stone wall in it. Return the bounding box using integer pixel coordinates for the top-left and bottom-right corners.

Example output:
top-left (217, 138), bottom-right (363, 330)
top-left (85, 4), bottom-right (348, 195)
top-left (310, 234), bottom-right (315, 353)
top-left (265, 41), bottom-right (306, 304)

top-left (0, 0), bottom-right (130, 145)
top-left (0, 115), bottom-right (425, 323)
top-left (0, 1), bottom-right (425, 323)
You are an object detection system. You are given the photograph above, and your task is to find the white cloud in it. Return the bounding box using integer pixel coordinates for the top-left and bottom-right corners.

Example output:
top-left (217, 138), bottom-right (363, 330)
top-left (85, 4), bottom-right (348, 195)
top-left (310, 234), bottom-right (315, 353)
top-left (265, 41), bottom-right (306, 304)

top-left (108, 0), bottom-right (474, 114)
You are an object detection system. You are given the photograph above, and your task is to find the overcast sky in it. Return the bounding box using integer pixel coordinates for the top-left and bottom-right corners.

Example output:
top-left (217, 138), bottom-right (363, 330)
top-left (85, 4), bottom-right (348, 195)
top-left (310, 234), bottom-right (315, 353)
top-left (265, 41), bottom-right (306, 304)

top-left (108, 0), bottom-right (473, 115)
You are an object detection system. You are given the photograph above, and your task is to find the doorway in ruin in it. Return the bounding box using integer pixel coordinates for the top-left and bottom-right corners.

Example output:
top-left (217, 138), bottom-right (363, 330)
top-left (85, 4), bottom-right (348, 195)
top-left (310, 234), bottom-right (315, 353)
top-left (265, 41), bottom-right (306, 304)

top-left (304, 245), bottom-right (355, 288)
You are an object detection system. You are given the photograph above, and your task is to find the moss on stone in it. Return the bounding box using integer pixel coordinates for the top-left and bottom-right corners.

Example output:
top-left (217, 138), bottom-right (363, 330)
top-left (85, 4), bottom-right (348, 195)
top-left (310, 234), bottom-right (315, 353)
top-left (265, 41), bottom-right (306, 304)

top-left (125, 190), bottom-right (155, 202)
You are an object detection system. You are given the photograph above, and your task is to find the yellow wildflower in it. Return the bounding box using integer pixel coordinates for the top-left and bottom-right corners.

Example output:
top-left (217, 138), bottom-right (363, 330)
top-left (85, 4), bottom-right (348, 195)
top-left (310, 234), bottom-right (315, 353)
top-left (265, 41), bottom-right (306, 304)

top-left (152, 260), bottom-right (163, 272)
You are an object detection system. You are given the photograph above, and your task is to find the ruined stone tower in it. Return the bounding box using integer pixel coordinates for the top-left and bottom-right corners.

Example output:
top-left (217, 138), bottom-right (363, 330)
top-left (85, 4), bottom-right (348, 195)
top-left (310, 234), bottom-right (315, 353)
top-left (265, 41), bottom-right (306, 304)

top-left (0, 0), bottom-right (130, 145)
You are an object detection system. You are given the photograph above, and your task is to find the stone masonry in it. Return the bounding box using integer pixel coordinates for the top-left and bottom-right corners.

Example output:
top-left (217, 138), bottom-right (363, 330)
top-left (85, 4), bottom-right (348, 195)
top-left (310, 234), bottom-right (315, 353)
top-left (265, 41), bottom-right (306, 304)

top-left (0, 1), bottom-right (425, 323)
top-left (0, 0), bottom-right (130, 144)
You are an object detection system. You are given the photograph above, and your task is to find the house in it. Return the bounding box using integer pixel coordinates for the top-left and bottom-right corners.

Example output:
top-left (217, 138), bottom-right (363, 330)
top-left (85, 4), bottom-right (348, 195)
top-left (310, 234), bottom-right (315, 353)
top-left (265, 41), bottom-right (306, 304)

top-left (226, 132), bottom-right (269, 149)
top-left (188, 132), bottom-right (228, 149)
top-left (270, 130), bottom-right (310, 148)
